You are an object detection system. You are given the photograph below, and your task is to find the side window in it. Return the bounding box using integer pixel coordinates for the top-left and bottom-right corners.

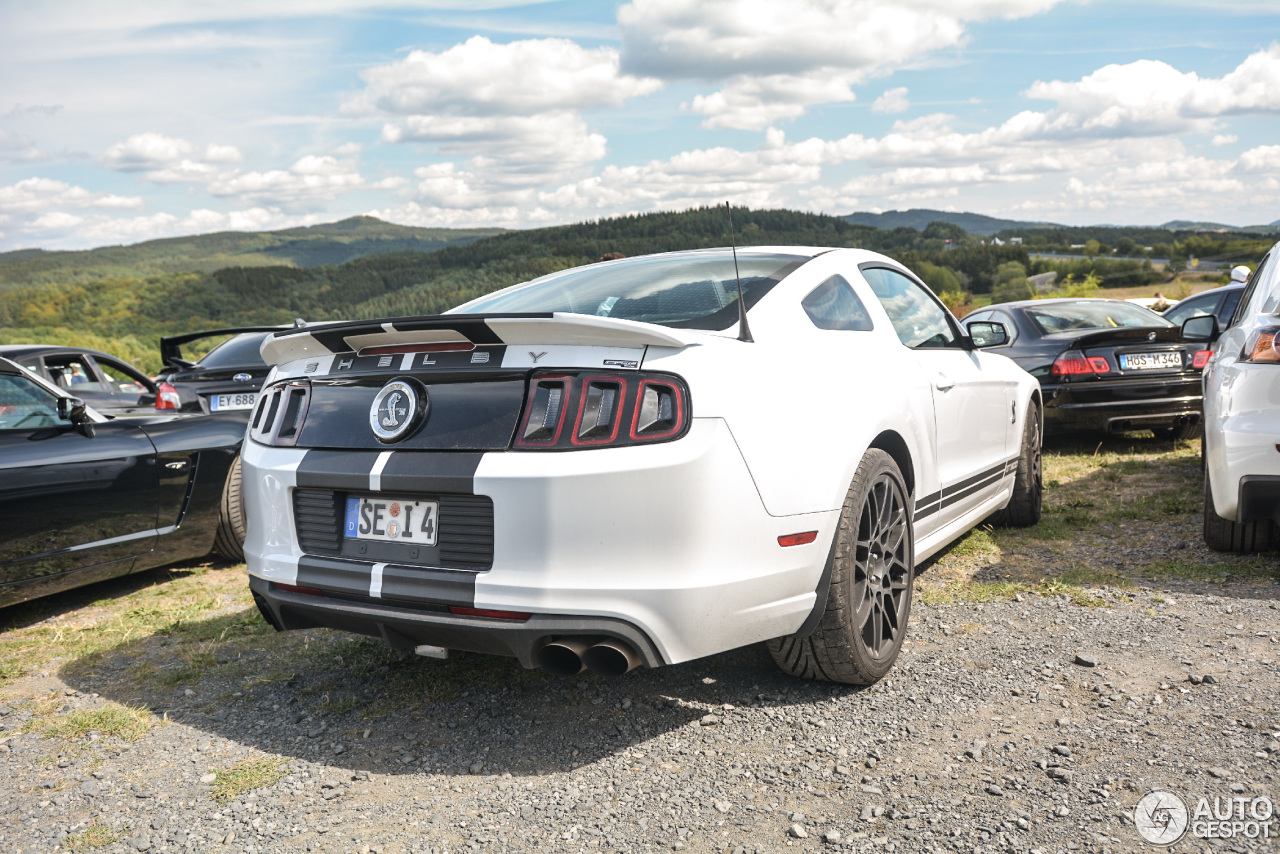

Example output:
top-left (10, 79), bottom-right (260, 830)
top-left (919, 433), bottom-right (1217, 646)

top-left (861, 266), bottom-right (958, 348)
top-left (43, 354), bottom-right (104, 392)
top-left (1163, 294), bottom-right (1219, 328)
top-left (1218, 289), bottom-right (1243, 323)
top-left (801, 275), bottom-right (874, 331)
top-left (0, 374), bottom-right (62, 430)
top-left (94, 358), bottom-right (151, 394)
top-left (1229, 251), bottom-right (1273, 328)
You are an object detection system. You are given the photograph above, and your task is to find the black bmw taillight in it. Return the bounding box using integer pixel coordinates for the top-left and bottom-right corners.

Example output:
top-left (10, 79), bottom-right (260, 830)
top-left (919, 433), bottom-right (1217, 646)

top-left (515, 372), bottom-right (689, 450)
top-left (249, 380), bottom-right (311, 446)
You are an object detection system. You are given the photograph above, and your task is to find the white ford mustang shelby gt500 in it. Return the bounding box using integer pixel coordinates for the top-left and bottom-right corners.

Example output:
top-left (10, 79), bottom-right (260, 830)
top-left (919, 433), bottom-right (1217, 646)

top-left (243, 247), bottom-right (1042, 684)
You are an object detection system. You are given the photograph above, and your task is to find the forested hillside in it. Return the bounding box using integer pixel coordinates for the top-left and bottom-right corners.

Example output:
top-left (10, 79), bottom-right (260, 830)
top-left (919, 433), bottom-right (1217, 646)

top-left (0, 206), bottom-right (1272, 374)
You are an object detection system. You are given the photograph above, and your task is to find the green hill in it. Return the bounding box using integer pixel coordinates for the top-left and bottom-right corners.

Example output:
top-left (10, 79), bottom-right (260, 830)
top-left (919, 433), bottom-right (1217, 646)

top-left (0, 216), bottom-right (504, 288)
top-left (844, 209), bottom-right (1060, 236)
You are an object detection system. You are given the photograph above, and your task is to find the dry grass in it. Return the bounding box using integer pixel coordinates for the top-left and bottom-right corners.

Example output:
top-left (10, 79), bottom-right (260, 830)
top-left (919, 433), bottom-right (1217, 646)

top-left (210, 755), bottom-right (288, 804)
top-left (23, 701), bottom-right (156, 743)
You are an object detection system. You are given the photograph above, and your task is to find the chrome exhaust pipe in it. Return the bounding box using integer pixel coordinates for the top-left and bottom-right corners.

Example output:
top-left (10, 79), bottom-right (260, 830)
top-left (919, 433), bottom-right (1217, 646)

top-left (582, 638), bottom-right (642, 677)
top-left (536, 637), bottom-right (593, 676)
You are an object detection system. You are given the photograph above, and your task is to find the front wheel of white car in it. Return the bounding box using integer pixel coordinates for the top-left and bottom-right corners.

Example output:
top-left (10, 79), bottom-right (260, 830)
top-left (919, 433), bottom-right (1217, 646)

top-left (768, 449), bottom-right (914, 685)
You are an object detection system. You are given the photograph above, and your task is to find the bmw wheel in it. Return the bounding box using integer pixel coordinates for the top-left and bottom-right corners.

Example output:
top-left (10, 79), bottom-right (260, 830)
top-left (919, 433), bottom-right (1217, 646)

top-left (768, 449), bottom-right (914, 685)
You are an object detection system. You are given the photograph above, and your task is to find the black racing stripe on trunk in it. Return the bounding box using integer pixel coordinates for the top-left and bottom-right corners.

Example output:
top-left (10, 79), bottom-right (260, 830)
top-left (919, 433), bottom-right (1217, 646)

top-left (295, 450), bottom-right (377, 491)
top-left (379, 453), bottom-right (483, 495)
top-left (297, 556), bottom-right (372, 597)
top-left (380, 566), bottom-right (476, 607)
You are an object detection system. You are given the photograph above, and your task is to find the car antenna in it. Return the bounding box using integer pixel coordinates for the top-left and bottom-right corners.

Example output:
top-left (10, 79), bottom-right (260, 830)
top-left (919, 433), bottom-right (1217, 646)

top-left (725, 201), bottom-right (753, 343)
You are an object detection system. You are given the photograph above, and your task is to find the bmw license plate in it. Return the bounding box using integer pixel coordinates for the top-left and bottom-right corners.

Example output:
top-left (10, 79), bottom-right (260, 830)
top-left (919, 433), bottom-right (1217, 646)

top-left (209, 392), bottom-right (257, 411)
top-left (1119, 352), bottom-right (1182, 371)
top-left (344, 496), bottom-right (438, 545)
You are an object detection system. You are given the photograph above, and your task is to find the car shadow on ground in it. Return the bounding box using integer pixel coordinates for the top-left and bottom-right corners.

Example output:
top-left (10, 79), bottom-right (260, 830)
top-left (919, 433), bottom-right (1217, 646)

top-left (56, 603), bottom-right (871, 780)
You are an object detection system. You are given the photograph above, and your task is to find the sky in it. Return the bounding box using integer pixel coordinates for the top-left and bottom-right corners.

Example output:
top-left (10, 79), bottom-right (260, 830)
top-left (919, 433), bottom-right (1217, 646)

top-left (1, 0), bottom-right (1278, 252)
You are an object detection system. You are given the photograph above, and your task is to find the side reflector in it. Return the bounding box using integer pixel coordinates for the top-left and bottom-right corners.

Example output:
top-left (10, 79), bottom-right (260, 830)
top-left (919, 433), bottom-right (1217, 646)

top-left (778, 531), bottom-right (819, 547)
top-left (448, 606), bottom-right (532, 620)
top-left (1192, 350), bottom-right (1212, 369)
top-left (275, 583), bottom-right (324, 596)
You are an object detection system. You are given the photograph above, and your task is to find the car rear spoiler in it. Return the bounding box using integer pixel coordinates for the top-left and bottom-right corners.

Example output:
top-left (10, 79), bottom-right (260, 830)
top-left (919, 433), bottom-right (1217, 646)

top-left (160, 326), bottom-right (286, 368)
top-left (259, 313), bottom-right (705, 366)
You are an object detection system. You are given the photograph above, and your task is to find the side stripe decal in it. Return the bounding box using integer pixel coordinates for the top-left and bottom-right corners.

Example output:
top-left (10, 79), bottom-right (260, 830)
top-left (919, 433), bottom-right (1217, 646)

top-left (915, 456), bottom-right (1019, 518)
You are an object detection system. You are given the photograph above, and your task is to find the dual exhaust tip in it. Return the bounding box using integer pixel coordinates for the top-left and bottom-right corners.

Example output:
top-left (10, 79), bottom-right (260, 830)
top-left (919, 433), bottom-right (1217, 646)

top-left (536, 637), bottom-right (642, 677)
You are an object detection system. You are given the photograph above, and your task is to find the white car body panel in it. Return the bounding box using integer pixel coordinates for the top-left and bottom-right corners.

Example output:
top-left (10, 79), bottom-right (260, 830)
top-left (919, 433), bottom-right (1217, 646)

top-left (242, 246), bottom-right (1041, 671)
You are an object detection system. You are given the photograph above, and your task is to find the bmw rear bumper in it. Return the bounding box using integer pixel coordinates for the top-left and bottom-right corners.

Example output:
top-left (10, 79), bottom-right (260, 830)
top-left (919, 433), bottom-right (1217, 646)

top-left (1041, 376), bottom-right (1201, 433)
top-left (242, 418), bottom-right (837, 667)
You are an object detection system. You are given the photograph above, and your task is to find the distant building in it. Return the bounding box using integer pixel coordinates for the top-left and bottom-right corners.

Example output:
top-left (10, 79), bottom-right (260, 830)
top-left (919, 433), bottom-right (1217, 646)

top-left (991, 237), bottom-right (1006, 246)
top-left (1009, 237), bottom-right (1023, 245)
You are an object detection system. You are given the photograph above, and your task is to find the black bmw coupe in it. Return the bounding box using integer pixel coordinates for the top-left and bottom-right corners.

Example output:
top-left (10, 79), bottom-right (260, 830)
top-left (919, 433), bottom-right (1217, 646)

top-left (963, 298), bottom-right (1209, 438)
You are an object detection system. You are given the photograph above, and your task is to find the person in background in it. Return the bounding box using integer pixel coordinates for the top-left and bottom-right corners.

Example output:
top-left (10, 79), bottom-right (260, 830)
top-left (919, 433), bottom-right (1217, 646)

top-left (1230, 265), bottom-right (1251, 285)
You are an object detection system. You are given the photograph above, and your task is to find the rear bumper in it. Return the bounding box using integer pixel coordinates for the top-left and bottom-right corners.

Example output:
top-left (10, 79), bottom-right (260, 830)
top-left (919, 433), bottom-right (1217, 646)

top-left (242, 418), bottom-right (837, 666)
top-left (1239, 476), bottom-right (1280, 527)
top-left (1041, 376), bottom-right (1201, 433)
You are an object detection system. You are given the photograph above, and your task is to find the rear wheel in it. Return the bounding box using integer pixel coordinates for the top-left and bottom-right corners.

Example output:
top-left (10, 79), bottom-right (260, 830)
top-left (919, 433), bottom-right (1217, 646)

top-left (1203, 464), bottom-right (1272, 553)
top-left (213, 455), bottom-right (247, 561)
top-left (768, 449), bottom-right (913, 685)
top-left (990, 401), bottom-right (1042, 528)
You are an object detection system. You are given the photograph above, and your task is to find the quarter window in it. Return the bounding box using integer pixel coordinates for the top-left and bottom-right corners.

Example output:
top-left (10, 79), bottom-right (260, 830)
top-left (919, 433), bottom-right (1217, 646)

top-left (801, 275), bottom-right (874, 331)
top-left (861, 266), bottom-right (958, 348)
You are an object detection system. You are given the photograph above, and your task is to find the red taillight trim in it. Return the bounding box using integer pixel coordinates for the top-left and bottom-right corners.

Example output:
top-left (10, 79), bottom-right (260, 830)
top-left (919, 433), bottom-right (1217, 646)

top-left (778, 531), bottom-right (819, 547)
top-left (156, 381), bottom-right (180, 410)
top-left (1087, 356), bottom-right (1110, 374)
top-left (1192, 350), bottom-right (1212, 369)
top-left (628, 378), bottom-right (686, 441)
top-left (275, 583), bottom-right (324, 596)
top-left (1050, 356), bottom-right (1093, 376)
top-left (514, 375), bottom-right (572, 448)
top-left (447, 606), bottom-right (532, 621)
top-left (358, 342), bottom-right (475, 357)
top-left (569, 375), bottom-right (628, 447)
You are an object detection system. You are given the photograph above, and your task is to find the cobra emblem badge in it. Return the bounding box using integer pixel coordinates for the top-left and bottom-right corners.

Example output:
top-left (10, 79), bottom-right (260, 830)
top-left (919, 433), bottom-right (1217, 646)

top-left (370, 379), bottom-right (427, 443)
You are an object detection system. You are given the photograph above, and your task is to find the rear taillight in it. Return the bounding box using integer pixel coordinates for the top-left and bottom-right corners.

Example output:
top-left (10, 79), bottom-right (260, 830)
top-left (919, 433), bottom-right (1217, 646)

top-left (249, 380), bottom-right (311, 446)
top-left (515, 372), bottom-right (689, 450)
top-left (156, 381), bottom-right (181, 410)
top-left (1243, 327), bottom-right (1280, 363)
top-left (1192, 350), bottom-right (1212, 369)
top-left (1050, 355), bottom-right (1110, 376)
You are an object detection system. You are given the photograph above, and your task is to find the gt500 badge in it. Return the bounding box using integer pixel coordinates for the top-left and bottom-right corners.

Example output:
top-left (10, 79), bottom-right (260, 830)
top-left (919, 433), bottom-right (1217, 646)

top-left (370, 378), bottom-right (427, 442)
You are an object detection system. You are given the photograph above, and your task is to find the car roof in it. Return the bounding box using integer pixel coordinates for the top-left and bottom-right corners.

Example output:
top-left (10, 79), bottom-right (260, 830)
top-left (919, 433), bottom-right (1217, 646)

top-left (1169, 284), bottom-right (1244, 304)
top-left (0, 344), bottom-right (120, 360)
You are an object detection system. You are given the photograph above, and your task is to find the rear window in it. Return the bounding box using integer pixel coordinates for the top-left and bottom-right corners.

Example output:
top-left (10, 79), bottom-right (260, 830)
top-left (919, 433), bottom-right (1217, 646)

top-left (453, 250), bottom-right (809, 331)
top-left (198, 333), bottom-right (268, 368)
top-left (1025, 301), bottom-right (1172, 335)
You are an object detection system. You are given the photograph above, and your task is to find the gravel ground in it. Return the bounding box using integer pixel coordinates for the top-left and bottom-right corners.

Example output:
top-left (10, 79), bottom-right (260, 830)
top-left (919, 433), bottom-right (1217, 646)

top-left (2, 439), bottom-right (1278, 854)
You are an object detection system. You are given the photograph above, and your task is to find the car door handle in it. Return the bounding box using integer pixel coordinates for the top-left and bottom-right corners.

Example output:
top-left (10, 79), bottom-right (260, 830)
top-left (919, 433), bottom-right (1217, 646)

top-left (934, 374), bottom-right (955, 392)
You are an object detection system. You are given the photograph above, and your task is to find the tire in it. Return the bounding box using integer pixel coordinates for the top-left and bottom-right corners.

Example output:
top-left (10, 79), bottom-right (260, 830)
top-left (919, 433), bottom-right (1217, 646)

top-left (213, 455), bottom-right (247, 562)
top-left (989, 401), bottom-right (1042, 528)
top-left (1203, 463), bottom-right (1272, 553)
top-left (768, 449), bottom-right (914, 685)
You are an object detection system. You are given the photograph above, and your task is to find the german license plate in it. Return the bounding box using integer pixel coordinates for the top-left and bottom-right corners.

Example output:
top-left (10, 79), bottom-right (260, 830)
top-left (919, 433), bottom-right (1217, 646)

top-left (1119, 352), bottom-right (1182, 371)
top-left (209, 392), bottom-right (257, 411)
top-left (344, 496), bottom-right (438, 545)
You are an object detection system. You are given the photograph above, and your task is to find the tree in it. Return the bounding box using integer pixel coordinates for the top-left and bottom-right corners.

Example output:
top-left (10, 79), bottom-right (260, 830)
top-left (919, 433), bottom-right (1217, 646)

top-left (923, 221), bottom-right (967, 242)
top-left (914, 261), bottom-right (961, 294)
top-left (991, 277), bottom-right (1034, 304)
top-left (1167, 254), bottom-right (1188, 274)
top-left (1083, 239), bottom-right (1102, 257)
top-left (1116, 237), bottom-right (1137, 256)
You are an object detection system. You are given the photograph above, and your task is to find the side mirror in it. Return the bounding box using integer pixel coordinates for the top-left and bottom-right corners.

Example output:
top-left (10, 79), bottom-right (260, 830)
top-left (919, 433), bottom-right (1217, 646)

top-left (1181, 314), bottom-right (1219, 343)
top-left (967, 320), bottom-right (1009, 348)
top-left (57, 396), bottom-right (95, 437)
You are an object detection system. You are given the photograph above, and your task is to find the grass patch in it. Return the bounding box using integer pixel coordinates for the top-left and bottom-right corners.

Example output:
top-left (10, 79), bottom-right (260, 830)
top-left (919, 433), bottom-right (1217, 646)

top-left (317, 693), bottom-right (359, 715)
top-left (917, 575), bottom-right (1111, 608)
top-left (25, 702), bottom-right (154, 743)
top-left (948, 527), bottom-right (1000, 558)
top-left (210, 755), bottom-right (287, 804)
top-left (1056, 566), bottom-right (1136, 589)
top-left (63, 822), bottom-right (126, 851)
top-left (1142, 559), bottom-right (1278, 584)
top-left (154, 647), bottom-right (219, 689)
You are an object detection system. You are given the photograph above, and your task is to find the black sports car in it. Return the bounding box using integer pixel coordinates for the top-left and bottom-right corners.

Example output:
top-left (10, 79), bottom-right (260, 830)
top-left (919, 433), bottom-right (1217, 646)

top-left (156, 327), bottom-right (284, 415)
top-left (0, 344), bottom-right (159, 418)
top-left (963, 298), bottom-right (1209, 438)
top-left (0, 357), bottom-right (247, 608)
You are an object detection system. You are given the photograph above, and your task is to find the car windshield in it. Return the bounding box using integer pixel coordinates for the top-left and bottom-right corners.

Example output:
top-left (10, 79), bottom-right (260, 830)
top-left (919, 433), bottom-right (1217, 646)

top-left (199, 333), bottom-right (268, 368)
top-left (453, 250), bottom-right (810, 330)
top-left (1025, 301), bottom-right (1172, 334)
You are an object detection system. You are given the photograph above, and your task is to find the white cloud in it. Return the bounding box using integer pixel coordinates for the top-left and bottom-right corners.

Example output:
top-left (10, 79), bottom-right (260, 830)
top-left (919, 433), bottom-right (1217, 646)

top-left (872, 86), bottom-right (910, 114)
top-left (98, 132), bottom-right (245, 183)
top-left (0, 130), bottom-right (50, 163)
top-left (348, 36), bottom-right (661, 118)
top-left (619, 0), bottom-right (1061, 127)
top-left (207, 154), bottom-right (364, 206)
top-left (1238, 145), bottom-right (1280, 172)
top-left (1212, 134), bottom-right (1238, 146)
top-left (0, 177), bottom-right (144, 213)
